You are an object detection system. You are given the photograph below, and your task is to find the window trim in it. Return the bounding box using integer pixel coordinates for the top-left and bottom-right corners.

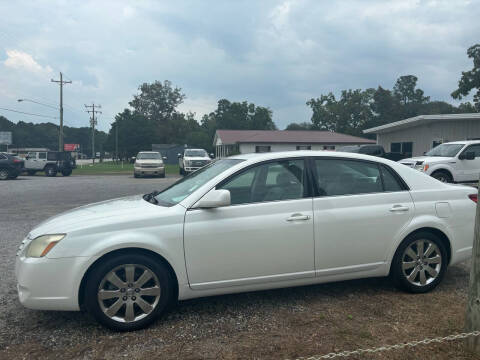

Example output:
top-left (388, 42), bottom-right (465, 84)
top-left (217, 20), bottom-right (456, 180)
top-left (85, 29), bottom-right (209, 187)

top-left (310, 157), bottom-right (409, 198)
top-left (215, 157), bottom-right (314, 206)
top-left (459, 144), bottom-right (480, 158)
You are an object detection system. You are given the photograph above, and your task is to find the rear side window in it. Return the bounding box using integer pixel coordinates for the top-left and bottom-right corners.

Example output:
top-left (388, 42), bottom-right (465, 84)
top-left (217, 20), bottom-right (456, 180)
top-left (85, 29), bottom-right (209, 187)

top-left (315, 159), bottom-right (382, 196)
top-left (380, 165), bottom-right (405, 192)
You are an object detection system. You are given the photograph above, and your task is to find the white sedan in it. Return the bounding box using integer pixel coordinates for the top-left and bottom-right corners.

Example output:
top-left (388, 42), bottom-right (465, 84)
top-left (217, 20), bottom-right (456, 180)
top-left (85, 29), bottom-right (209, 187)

top-left (16, 151), bottom-right (476, 331)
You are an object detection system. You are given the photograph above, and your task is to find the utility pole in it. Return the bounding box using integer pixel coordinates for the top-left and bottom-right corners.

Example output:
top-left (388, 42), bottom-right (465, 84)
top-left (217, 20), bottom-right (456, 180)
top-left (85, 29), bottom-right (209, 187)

top-left (115, 121), bottom-right (119, 163)
top-left (84, 103), bottom-right (101, 164)
top-left (51, 72), bottom-right (71, 152)
top-left (467, 180), bottom-right (480, 352)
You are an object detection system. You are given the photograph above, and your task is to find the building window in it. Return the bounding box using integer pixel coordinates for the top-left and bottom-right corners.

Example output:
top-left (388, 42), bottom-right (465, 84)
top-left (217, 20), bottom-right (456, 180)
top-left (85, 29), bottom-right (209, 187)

top-left (255, 145), bottom-right (271, 153)
top-left (323, 145), bottom-right (335, 150)
top-left (296, 145), bottom-right (311, 150)
top-left (391, 142), bottom-right (413, 157)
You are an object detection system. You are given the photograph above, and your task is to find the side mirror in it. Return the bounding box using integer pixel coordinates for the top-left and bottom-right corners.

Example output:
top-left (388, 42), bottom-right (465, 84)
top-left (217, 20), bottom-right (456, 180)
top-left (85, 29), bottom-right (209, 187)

top-left (460, 151), bottom-right (476, 160)
top-left (25, 155), bottom-right (30, 160)
top-left (162, 156), bottom-right (167, 160)
top-left (177, 153), bottom-right (183, 158)
top-left (132, 157), bottom-right (136, 160)
top-left (192, 189), bottom-right (231, 209)
top-left (209, 153), bottom-right (214, 158)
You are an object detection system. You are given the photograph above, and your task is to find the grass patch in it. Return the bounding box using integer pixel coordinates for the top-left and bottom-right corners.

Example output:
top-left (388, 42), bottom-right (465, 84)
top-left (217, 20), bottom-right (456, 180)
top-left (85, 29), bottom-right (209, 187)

top-left (72, 162), bottom-right (179, 176)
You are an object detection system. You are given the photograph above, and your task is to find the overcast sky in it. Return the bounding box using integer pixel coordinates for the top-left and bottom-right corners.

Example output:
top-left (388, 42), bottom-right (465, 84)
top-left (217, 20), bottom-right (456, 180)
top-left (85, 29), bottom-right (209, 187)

top-left (0, 0), bottom-right (479, 131)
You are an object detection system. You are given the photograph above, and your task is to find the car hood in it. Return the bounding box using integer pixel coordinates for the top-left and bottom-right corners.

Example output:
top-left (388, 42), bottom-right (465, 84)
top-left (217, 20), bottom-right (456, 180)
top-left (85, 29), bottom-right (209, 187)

top-left (28, 195), bottom-right (171, 237)
top-left (400, 156), bottom-right (452, 164)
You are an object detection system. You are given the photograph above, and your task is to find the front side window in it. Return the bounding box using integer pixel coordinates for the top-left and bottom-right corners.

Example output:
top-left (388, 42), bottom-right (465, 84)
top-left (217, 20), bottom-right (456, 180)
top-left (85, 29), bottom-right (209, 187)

top-left (154, 159), bottom-right (243, 206)
top-left (218, 159), bottom-right (306, 205)
top-left (315, 159), bottom-right (383, 196)
top-left (461, 144), bottom-right (480, 158)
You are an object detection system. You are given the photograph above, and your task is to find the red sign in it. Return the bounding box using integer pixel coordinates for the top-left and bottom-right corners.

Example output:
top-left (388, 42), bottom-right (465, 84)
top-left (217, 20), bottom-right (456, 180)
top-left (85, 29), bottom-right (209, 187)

top-left (64, 144), bottom-right (79, 151)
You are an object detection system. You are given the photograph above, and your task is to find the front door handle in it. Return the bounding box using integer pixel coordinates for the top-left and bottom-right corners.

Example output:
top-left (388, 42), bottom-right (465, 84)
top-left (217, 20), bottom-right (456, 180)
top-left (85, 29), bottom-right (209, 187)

top-left (389, 205), bottom-right (409, 212)
top-left (286, 213), bottom-right (310, 221)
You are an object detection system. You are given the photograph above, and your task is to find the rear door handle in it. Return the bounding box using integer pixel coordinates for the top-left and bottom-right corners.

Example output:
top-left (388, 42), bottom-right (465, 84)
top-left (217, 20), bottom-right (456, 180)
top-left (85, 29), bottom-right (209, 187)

top-left (389, 205), bottom-right (409, 212)
top-left (286, 213), bottom-right (310, 221)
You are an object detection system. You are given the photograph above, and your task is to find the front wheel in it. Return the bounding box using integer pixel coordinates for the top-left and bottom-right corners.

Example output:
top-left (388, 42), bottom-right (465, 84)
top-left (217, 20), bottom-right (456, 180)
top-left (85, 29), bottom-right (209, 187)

top-left (431, 170), bottom-right (452, 183)
top-left (391, 232), bottom-right (447, 293)
top-left (85, 253), bottom-right (174, 331)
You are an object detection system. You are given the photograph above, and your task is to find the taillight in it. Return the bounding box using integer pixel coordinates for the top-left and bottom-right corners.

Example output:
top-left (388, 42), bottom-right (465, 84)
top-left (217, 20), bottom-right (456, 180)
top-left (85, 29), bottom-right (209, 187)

top-left (469, 194), bottom-right (478, 203)
top-left (13, 159), bottom-right (21, 163)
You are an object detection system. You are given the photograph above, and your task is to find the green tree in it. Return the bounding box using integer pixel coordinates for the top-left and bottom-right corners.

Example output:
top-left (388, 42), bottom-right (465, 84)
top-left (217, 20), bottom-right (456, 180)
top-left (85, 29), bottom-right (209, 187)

top-left (452, 44), bottom-right (480, 111)
top-left (129, 80), bottom-right (186, 121)
top-left (285, 122), bottom-right (312, 130)
top-left (393, 75), bottom-right (430, 105)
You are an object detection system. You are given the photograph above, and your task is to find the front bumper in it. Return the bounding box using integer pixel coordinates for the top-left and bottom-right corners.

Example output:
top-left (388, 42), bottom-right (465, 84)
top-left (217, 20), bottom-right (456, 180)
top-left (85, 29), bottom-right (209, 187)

top-left (15, 254), bottom-right (95, 311)
top-left (184, 167), bottom-right (203, 173)
top-left (134, 167), bottom-right (165, 176)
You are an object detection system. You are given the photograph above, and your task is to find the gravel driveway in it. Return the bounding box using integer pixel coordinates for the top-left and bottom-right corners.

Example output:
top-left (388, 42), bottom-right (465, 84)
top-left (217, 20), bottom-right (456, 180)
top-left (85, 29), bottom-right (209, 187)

top-left (0, 174), bottom-right (476, 359)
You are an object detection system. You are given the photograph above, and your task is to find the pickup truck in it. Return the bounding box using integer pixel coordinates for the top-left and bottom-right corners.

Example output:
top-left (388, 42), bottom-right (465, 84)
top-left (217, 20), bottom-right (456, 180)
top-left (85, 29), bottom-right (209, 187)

top-left (399, 140), bottom-right (480, 183)
top-left (337, 144), bottom-right (407, 161)
top-left (23, 151), bottom-right (76, 177)
top-left (178, 148), bottom-right (213, 176)
top-left (0, 152), bottom-right (24, 180)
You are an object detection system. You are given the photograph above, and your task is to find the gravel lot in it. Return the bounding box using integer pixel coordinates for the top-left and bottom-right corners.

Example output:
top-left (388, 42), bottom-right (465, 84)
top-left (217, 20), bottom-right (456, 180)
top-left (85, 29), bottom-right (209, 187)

top-left (0, 174), bottom-right (477, 359)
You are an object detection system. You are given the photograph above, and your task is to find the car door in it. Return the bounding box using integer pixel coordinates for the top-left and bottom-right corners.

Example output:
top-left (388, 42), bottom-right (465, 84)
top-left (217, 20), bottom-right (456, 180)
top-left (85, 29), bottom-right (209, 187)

top-left (183, 158), bottom-right (315, 290)
top-left (25, 152), bottom-right (39, 169)
top-left (37, 152), bottom-right (48, 170)
top-left (312, 158), bottom-right (414, 275)
top-left (457, 144), bottom-right (480, 182)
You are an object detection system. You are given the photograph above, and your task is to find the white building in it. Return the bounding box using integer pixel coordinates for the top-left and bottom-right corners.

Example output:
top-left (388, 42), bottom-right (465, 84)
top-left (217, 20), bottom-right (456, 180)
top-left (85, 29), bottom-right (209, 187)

top-left (363, 113), bottom-right (480, 157)
top-left (213, 130), bottom-right (375, 158)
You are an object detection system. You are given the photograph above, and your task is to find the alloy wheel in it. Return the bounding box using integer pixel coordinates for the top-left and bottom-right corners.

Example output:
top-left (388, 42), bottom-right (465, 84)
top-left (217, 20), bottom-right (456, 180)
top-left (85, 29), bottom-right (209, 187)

top-left (97, 264), bottom-right (161, 323)
top-left (401, 239), bottom-right (442, 287)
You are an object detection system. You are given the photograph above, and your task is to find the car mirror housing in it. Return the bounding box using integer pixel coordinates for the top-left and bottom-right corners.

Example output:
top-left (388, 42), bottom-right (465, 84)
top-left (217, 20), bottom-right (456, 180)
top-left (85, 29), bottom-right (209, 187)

top-left (178, 153), bottom-right (183, 158)
top-left (192, 189), bottom-right (231, 209)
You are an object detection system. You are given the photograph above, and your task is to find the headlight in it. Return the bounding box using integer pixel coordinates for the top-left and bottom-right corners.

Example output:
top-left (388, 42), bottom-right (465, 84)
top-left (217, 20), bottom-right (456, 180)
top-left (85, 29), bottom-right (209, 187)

top-left (26, 234), bottom-right (65, 258)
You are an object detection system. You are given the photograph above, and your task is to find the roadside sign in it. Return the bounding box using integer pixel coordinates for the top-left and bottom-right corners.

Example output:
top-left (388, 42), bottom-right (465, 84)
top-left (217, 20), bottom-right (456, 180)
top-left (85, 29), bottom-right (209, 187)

top-left (0, 131), bottom-right (12, 145)
top-left (64, 144), bottom-right (79, 151)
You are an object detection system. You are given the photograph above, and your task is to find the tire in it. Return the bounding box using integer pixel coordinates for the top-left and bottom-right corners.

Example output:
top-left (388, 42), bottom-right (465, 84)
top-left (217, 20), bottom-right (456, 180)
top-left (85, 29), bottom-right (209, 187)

top-left (391, 231), bottom-right (448, 293)
top-left (84, 253), bottom-right (174, 331)
top-left (0, 168), bottom-right (9, 180)
top-left (431, 170), bottom-right (453, 183)
top-left (45, 166), bottom-right (57, 177)
top-left (61, 168), bottom-right (72, 176)
top-left (27, 170), bottom-right (36, 176)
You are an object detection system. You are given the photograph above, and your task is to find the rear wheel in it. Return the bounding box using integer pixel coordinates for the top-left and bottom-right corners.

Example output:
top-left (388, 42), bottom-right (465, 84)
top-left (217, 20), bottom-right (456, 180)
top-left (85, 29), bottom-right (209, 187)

top-left (431, 170), bottom-right (452, 183)
top-left (85, 253), bottom-right (174, 331)
top-left (391, 231), bottom-right (447, 293)
top-left (0, 168), bottom-right (9, 180)
top-left (61, 168), bottom-right (72, 176)
top-left (45, 166), bottom-right (57, 177)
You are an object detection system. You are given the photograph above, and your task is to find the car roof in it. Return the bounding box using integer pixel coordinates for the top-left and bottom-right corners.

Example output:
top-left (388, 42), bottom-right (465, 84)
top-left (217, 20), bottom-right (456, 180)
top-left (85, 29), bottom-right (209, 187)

top-left (185, 148), bottom-right (206, 151)
top-left (229, 150), bottom-right (390, 164)
top-left (442, 140), bottom-right (480, 145)
top-left (138, 151), bottom-right (160, 153)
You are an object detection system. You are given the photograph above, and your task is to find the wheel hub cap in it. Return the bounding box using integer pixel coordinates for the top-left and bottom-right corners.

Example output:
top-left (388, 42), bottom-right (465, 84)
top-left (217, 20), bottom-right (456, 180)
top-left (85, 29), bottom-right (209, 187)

top-left (401, 239), bottom-right (442, 287)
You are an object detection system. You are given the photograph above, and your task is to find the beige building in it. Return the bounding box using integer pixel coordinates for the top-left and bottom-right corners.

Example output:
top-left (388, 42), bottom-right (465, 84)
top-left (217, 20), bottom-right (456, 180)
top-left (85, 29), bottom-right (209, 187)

top-left (363, 113), bottom-right (480, 157)
top-left (214, 129), bottom-right (375, 158)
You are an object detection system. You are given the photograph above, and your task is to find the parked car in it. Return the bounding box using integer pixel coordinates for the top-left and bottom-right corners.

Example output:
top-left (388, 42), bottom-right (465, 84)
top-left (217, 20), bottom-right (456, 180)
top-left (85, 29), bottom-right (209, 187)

top-left (16, 151), bottom-right (476, 331)
top-left (178, 148), bottom-right (212, 175)
top-left (23, 151), bottom-right (75, 177)
top-left (337, 144), bottom-right (407, 161)
top-left (0, 152), bottom-right (24, 180)
top-left (399, 140), bottom-right (480, 183)
top-left (134, 151), bottom-right (166, 178)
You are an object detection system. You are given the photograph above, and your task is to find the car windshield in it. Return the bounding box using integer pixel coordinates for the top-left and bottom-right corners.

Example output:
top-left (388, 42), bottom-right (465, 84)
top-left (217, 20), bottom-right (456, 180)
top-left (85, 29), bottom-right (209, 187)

top-left (137, 153), bottom-right (161, 159)
top-left (425, 144), bottom-right (464, 157)
top-left (154, 159), bottom-right (243, 206)
top-left (185, 150), bottom-right (208, 157)
top-left (337, 146), bottom-right (360, 153)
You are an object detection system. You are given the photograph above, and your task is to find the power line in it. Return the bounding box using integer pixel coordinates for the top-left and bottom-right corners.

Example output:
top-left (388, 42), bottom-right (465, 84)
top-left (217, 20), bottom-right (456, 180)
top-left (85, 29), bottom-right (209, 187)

top-left (17, 98), bottom-right (59, 110)
top-left (0, 107), bottom-right (58, 119)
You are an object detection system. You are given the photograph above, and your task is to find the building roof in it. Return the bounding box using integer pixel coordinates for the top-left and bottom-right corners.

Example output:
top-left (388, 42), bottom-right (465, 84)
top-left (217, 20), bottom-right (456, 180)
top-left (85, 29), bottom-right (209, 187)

top-left (363, 113), bottom-right (480, 134)
top-left (214, 130), bottom-right (375, 145)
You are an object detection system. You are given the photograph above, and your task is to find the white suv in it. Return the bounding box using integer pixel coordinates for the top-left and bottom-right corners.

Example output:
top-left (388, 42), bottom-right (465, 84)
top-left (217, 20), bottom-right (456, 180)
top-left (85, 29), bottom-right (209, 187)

top-left (400, 140), bottom-right (480, 183)
top-left (178, 148), bottom-right (212, 176)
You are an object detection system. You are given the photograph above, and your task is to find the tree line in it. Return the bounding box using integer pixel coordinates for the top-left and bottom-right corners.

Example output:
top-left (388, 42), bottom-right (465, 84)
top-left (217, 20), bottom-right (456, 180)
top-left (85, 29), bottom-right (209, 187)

top-left (1, 44), bottom-right (479, 157)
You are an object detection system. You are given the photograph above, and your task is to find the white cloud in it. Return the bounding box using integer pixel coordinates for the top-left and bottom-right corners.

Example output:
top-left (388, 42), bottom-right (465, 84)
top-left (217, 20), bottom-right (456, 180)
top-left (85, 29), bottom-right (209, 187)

top-left (4, 49), bottom-right (53, 76)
